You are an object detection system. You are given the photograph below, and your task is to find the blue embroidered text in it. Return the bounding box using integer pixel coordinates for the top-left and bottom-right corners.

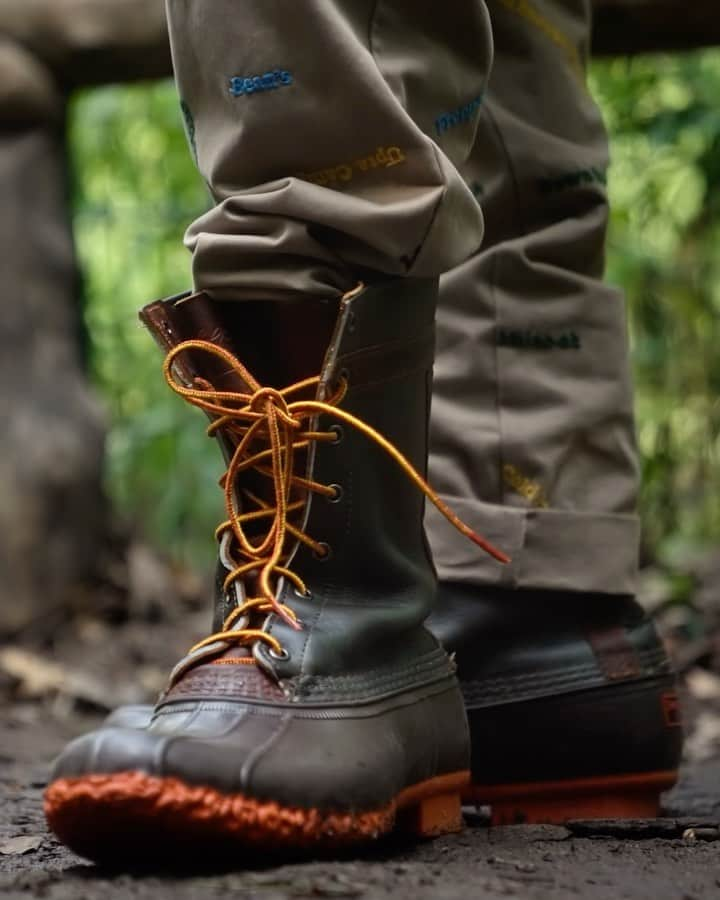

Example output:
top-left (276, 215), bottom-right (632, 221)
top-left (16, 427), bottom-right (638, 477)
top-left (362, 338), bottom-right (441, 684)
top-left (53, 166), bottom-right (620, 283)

top-left (435, 94), bottom-right (484, 136)
top-left (229, 70), bottom-right (293, 97)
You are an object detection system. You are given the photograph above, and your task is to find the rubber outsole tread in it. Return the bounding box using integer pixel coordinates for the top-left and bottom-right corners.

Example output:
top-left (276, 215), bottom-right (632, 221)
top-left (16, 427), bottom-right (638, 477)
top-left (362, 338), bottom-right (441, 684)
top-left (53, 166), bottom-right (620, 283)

top-left (45, 769), bottom-right (468, 859)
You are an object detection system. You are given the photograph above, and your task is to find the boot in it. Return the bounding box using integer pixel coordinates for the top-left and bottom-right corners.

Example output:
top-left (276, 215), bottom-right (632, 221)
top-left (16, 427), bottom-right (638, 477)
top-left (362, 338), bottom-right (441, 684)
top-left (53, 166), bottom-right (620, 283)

top-left (94, 583), bottom-right (684, 828)
top-left (428, 585), bottom-right (683, 825)
top-left (44, 279), bottom-right (507, 858)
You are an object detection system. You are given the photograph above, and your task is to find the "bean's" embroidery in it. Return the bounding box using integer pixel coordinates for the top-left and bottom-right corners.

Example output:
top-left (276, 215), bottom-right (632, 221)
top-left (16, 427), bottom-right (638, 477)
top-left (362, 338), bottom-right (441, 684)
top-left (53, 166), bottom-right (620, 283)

top-left (502, 463), bottom-right (549, 509)
top-left (229, 70), bottom-right (293, 97)
top-left (300, 146), bottom-right (406, 187)
top-left (497, 328), bottom-right (581, 350)
top-left (435, 94), bottom-right (484, 136)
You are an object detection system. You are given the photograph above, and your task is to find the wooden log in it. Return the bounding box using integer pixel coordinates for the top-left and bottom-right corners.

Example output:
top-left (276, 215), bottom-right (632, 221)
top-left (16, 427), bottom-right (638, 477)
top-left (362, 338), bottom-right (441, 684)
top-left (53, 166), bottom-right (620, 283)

top-left (0, 41), bottom-right (107, 635)
top-left (0, 0), bottom-right (171, 87)
top-left (1, 1), bottom-right (720, 94)
top-left (593, 0), bottom-right (720, 55)
top-left (0, 37), bottom-right (62, 122)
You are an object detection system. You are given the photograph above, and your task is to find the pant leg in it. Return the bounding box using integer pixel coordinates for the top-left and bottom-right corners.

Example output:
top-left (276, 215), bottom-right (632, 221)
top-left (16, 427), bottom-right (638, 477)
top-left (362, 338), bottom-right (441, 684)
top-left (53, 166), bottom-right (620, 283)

top-left (165, 0), bottom-right (492, 301)
top-left (427, 0), bottom-right (640, 595)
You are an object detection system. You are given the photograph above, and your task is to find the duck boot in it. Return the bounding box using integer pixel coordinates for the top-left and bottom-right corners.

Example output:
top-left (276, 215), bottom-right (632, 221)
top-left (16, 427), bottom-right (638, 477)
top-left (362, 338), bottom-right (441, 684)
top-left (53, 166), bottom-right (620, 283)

top-left (45, 279), bottom-right (509, 860)
top-left (428, 585), bottom-right (683, 825)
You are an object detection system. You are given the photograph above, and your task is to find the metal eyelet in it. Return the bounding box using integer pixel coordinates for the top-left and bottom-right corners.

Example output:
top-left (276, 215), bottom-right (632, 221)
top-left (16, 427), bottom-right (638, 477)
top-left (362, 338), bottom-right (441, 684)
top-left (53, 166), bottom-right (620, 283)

top-left (313, 542), bottom-right (332, 562)
top-left (293, 587), bottom-right (312, 600)
top-left (268, 647), bottom-right (290, 661)
top-left (329, 424), bottom-right (344, 445)
top-left (338, 367), bottom-right (350, 385)
top-left (326, 484), bottom-right (344, 503)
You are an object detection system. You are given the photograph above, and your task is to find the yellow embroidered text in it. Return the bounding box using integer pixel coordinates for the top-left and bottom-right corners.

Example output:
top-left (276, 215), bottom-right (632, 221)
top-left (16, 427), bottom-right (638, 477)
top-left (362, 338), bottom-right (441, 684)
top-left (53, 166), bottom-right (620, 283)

top-left (502, 463), bottom-right (549, 509)
top-left (300, 146), bottom-right (406, 187)
top-left (496, 0), bottom-right (583, 79)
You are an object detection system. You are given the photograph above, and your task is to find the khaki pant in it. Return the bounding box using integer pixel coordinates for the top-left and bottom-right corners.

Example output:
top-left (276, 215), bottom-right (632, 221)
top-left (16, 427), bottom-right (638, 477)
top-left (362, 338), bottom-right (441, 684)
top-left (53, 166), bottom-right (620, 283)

top-left (166, 0), bottom-right (639, 595)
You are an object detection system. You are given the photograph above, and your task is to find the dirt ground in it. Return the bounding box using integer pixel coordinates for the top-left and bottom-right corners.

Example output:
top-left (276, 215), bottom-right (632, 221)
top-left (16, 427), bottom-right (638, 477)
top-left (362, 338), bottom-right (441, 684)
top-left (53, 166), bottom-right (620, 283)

top-left (2, 555), bottom-right (720, 900)
top-left (1, 694), bottom-right (720, 900)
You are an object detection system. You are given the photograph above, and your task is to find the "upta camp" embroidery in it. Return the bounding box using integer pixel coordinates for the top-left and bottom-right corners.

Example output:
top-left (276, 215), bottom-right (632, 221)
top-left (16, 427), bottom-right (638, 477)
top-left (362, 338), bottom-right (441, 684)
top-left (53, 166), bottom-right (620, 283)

top-left (300, 146), bottom-right (406, 187)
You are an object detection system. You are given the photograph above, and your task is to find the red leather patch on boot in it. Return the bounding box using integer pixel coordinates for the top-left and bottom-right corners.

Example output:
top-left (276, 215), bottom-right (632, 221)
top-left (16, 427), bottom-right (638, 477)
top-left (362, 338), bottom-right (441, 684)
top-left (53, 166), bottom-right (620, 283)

top-left (661, 691), bottom-right (683, 728)
top-left (587, 627), bottom-right (642, 680)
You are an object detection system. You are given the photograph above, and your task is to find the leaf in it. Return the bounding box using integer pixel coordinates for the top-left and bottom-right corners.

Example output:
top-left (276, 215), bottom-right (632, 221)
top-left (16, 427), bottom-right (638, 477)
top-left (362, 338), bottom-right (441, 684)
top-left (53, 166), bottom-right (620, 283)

top-left (0, 835), bottom-right (44, 856)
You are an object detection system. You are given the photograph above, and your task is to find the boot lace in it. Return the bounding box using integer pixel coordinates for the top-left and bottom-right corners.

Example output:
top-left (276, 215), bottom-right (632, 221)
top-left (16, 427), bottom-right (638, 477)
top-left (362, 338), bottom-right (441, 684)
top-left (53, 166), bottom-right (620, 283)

top-left (164, 339), bottom-right (510, 664)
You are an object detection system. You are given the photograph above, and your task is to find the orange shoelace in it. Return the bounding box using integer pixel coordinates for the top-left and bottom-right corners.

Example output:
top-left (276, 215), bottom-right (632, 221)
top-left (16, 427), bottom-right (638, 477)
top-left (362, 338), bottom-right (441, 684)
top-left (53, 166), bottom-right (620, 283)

top-left (164, 339), bottom-right (510, 664)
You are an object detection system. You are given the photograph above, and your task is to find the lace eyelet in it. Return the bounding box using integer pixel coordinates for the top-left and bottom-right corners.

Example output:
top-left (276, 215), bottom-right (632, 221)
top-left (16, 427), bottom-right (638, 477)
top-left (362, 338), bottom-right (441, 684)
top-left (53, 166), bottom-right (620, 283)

top-left (328, 424), bottom-right (344, 445)
top-left (293, 587), bottom-right (312, 600)
top-left (269, 647), bottom-right (290, 661)
top-left (326, 483), bottom-right (344, 503)
top-left (313, 542), bottom-right (332, 562)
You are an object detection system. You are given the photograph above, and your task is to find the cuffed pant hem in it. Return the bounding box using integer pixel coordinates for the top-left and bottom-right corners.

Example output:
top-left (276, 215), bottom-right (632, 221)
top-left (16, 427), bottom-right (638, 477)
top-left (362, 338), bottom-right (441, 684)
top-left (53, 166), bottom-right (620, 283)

top-left (426, 499), bottom-right (640, 596)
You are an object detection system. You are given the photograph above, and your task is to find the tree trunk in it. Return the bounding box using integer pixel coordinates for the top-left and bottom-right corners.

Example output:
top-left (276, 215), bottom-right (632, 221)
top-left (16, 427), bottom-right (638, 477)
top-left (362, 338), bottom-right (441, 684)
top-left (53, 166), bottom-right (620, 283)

top-left (0, 40), bottom-right (106, 635)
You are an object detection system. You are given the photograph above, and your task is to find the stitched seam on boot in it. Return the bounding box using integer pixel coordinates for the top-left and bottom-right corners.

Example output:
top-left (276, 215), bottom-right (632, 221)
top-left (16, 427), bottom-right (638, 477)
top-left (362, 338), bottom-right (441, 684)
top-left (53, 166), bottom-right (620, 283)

top-left (292, 651), bottom-right (453, 700)
top-left (462, 648), bottom-right (669, 693)
top-left (153, 680), bottom-right (460, 718)
top-left (294, 646), bottom-right (446, 682)
top-left (461, 655), bottom-right (671, 705)
top-left (460, 646), bottom-right (668, 694)
top-left (462, 671), bottom-right (677, 708)
top-left (239, 712), bottom-right (293, 792)
top-left (295, 655), bottom-right (448, 691)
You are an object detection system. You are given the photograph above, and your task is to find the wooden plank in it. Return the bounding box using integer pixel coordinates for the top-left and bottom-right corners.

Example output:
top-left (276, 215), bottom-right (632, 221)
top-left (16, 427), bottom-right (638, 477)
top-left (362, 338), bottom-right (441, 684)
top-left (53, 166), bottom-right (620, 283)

top-left (593, 0), bottom-right (720, 55)
top-left (0, 1), bottom-right (171, 87)
top-left (1, 1), bottom-right (719, 90)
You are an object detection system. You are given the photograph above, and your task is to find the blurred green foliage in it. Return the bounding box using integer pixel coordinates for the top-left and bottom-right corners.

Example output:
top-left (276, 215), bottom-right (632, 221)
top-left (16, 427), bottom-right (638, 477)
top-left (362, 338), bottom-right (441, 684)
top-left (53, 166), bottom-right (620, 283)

top-left (69, 53), bottom-right (720, 568)
top-left (590, 52), bottom-right (720, 564)
top-left (69, 81), bottom-right (219, 568)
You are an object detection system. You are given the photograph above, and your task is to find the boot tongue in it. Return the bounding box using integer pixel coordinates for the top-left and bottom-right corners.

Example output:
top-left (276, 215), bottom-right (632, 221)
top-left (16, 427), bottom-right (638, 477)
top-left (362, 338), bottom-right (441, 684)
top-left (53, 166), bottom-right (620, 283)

top-left (139, 291), bottom-right (253, 392)
top-left (140, 291), bottom-right (340, 388)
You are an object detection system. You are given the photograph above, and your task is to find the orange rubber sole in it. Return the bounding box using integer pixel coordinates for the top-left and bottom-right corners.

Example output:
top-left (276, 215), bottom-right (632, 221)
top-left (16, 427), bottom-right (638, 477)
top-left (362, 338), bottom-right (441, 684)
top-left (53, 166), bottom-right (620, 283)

top-left (44, 769), bottom-right (468, 859)
top-left (468, 770), bottom-right (679, 826)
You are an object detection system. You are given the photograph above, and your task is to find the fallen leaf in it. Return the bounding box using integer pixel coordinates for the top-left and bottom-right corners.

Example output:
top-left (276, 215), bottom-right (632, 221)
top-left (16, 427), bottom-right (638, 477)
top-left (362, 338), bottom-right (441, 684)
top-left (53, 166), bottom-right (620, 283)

top-left (0, 835), bottom-right (43, 855)
top-left (0, 647), bottom-right (65, 697)
top-left (686, 669), bottom-right (720, 700)
top-left (0, 646), bottom-right (122, 711)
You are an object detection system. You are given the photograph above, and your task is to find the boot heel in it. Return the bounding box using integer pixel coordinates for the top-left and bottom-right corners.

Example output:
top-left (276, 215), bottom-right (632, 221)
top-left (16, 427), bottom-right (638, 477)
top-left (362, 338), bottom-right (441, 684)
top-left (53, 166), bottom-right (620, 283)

top-left (398, 791), bottom-right (464, 837)
top-left (472, 771), bottom-right (677, 826)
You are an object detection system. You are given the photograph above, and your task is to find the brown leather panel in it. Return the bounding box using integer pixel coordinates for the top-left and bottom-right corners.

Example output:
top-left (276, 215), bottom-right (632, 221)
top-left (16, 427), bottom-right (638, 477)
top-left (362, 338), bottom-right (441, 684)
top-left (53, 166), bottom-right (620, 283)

top-left (140, 291), bottom-right (255, 392)
top-left (163, 663), bottom-right (286, 703)
top-left (139, 291), bottom-right (230, 351)
top-left (587, 626), bottom-right (642, 680)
